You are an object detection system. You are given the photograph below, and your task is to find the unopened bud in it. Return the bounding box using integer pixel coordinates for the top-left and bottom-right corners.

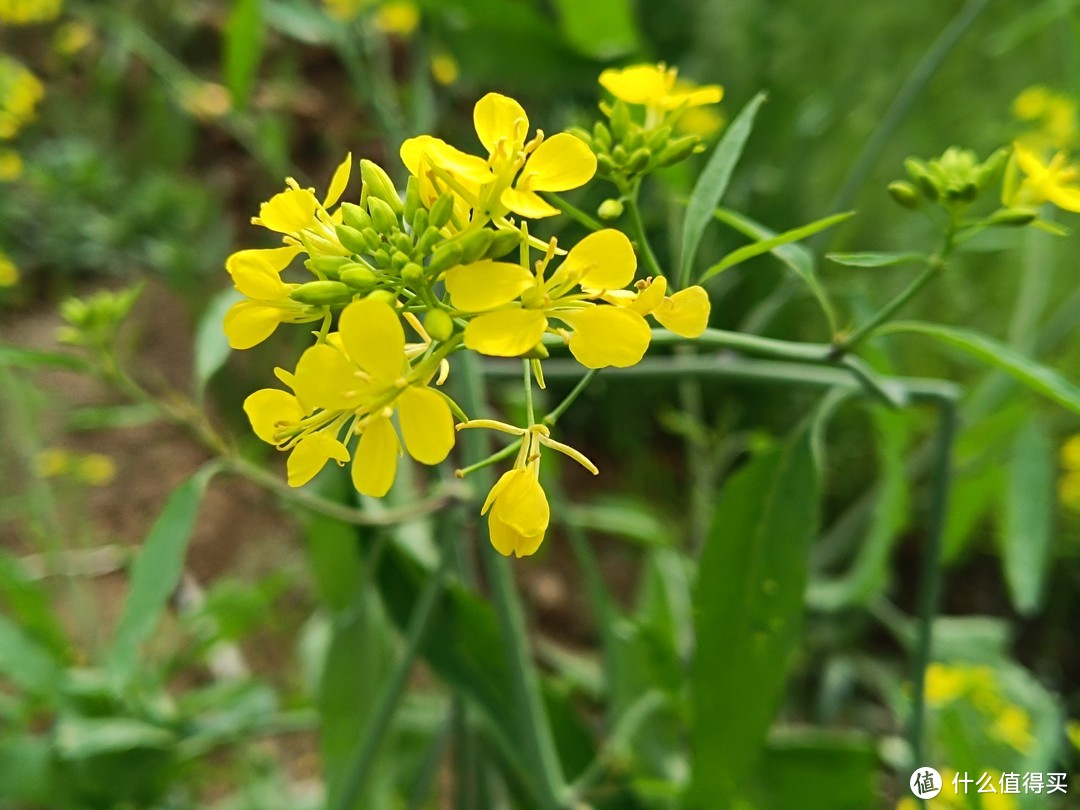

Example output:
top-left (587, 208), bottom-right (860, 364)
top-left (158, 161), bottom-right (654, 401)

top-left (367, 197), bottom-right (399, 234)
top-left (340, 202), bottom-right (372, 231)
top-left (887, 181), bottom-right (920, 209)
top-left (424, 309), bottom-right (454, 342)
top-left (339, 265), bottom-right (378, 290)
top-left (403, 176), bottom-right (421, 225)
top-left (459, 230), bottom-right (494, 263)
top-left (416, 225), bottom-right (444, 256)
top-left (656, 135), bottom-right (700, 167)
top-left (987, 207), bottom-right (1037, 226)
top-left (412, 208), bottom-right (429, 237)
top-left (427, 241), bottom-right (463, 274)
top-left (335, 224), bottom-right (371, 255)
top-left (364, 289), bottom-right (397, 307)
top-left (290, 280), bottom-right (354, 306)
top-left (305, 255), bottom-right (352, 279)
top-left (360, 159), bottom-right (403, 214)
top-left (645, 125), bottom-right (673, 152)
top-left (592, 121), bottom-right (613, 151)
top-left (598, 198), bottom-right (624, 220)
top-left (428, 192), bottom-right (456, 229)
top-left (486, 230), bottom-right (521, 259)
top-left (402, 262), bottom-right (425, 285)
top-left (626, 147), bottom-right (652, 173)
top-left (609, 100), bottom-right (631, 141)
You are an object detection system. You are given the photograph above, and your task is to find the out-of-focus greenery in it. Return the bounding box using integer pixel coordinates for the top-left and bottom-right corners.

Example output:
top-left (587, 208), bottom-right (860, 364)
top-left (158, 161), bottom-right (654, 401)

top-left (2, 1), bottom-right (1079, 809)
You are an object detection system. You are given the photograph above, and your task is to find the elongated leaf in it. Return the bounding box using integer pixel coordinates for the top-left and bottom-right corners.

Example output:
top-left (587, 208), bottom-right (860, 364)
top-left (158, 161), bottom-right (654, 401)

top-left (224, 0), bottom-right (265, 109)
top-left (0, 344), bottom-right (89, 371)
top-left (0, 552), bottom-right (70, 657)
top-left (882, 321), bottom-right (1080, 414)
top-left (679, 92), bottom-right (767, 283)
top-left (701, 211), bottom-right (854, 282)
top-left (1000, 419), bottom-right (1054, 615)
top-left (691, 426), bottom-right (819, 805)
top-left (758, 730), bottom-right (877, 809)
top-left (193, 288), bottom-right (243, 401)
top-left (827, 251), bottom-right (926, 268)
top-left (0, 615), bottom-right (62, 697)
top-left (107, 466), bottom-right (217, 684)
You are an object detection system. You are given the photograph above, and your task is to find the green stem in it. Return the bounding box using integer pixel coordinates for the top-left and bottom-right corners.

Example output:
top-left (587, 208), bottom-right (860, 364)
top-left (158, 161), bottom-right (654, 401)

top-left (458, 353), bottom-right (568, 810)
top-left (543, 369), bottom-right (599, 426)
top-left (331, 540), bottom-right (453, 810)
top-left (542, 192), bottom-right (605, 231)
top-left (625, 184), bottom-right (665, 280)
top-left (524, 359), bottom-right (535, 424)
top-left (836, 260), bottom-right (944, 351)
top-left (907, 396), bottom-right (957, 768)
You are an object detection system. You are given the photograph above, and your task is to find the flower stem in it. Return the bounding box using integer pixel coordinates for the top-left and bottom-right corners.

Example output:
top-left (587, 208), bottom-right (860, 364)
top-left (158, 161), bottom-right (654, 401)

top-left (834, 259), bottom-right (944, 352)
top-left (625, 183), bottom-right (665, 280)
top-left (542, 192), bottom-right (605, 231)
top-left (524, 359), bottom-right (535, 424)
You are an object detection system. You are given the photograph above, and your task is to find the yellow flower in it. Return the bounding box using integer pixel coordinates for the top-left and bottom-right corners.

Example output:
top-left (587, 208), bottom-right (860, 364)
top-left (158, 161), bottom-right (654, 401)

top-left (430, 51), bottom-right (459, 86)
top-left (33, 448), bottom-right (115, 486)
top-left (322, 0), bottom-right (370, 21)
top-left (1002, 142), bottom-right (1080, 212)
top-left (245, 298), bottom-right (457, 494)
top-left (923, 662), bottom-right (969, 705)
top-left (0, 148), bottom-right (22, 180)
top-left (223, 245), bottom-right (326, 349)
top-left (0, 57), bottom-right (44, 139)
top-left (1013, 85), bottom-right (1079, 152)
top-left (461, 420), bottom-right (597, 557)
top-left (0, 0), bottom-right (62, 24)
top-left (445, 229), bottom-right (652, 368)
top-left (179, 81), bottom-right (232, 120)
top-left (53, 21), bottom-right (94, 56)
top-left (600, 63), bottom-right (722, 118)
top-left (253, 153), bottom-right (353, 255)
top-left (597, 275), bottom-right (711, 338)
top-left (400, 93), bottom-right (595, 223)
top-left (990, 703), bottom-right (1034, 753)
top-left (0, 250), bottom-right (18, 287)
top-left (375, 0), bottom-right (419, 37)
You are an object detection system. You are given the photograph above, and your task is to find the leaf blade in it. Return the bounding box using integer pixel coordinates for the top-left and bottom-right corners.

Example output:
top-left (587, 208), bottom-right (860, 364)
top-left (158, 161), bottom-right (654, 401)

top-left (826, 251), bottom-right (927, 268)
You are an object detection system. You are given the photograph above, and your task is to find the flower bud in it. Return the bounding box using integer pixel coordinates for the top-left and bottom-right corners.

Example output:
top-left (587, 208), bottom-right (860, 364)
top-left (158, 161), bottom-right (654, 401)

top-left (372, 248), bottom-right (391, 267)
top-left (404, 176), bottom-right (421, 225)
top-left (626, 147), bottom-right (652, 173)
top-left (289, 280), bottom-right (354, 306)
top-left (305, 255), bottom-right (353, 279)
top-left (427, 240), bottom-right (464, 274)
top-left (566, 127), bottom-right (594, 150)
top-left (340, 202), bottom-right (372, 231)
top-left (624, 126), bottom-right (645, 153)
top-left (367, 197), bottom-right (400, 234)
top-left (486, 230), bottom-right (521, 259)
top-left (887, 181), bottom-right (920, 209)
top-left (612, 144), bottom-right (629, 164)
top-left (987, 207), bottom-right (1038, 226)
top-left (393, 232), bottom-right (414, 254)
top-left (592, 121), bottom-right (612, 151)
top-left (597, 198), bottom-right (624, 220)
top-left (416, 225), bottom-right (444, 255)
top-left (424, 309), bottom-right (455, 342)
top-left (412, 207), bottom-right (429, 237)
top-left (905, 158), bottom-right (939, 201)
top-left (597, 153), bottom-right (616, 174)
top-left (360, 159), bottom-right (403, 215)
top-left (645, 125), bottom-right (674, 152)
top-left (609, 99), bottom-right (631, 141)
top-left (391, 250), bottom-right (410, 270)
top-left (402, 262), bottom-right (425, 285)
top-left (521, 341), bottom-right (550, 359)
top-left (339, 264), bottom-right (378, 290)
top-left (459, 230), bottom-right (494, 263)
top-left (335, 224), bottom-right (371, 255)
top-left (656, 135), bottom-right (700, 167)
top-left (364, 289), bottom-right (398, 307)
top-left (428, 192), bottom-right (456, 229)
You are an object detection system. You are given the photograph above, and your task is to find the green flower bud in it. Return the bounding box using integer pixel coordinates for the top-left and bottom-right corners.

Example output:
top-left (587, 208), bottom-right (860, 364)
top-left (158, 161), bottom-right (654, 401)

top-left (593, 121), bottom-right (613, 151)
top-left (404, 176), bottom-right (421, 226)
top-left (987, 207), bottom-right (1038, 226)
top-left (364, 289), bottom-right (397, 307)
top-left (976, 147), bottom-right (1010, 189)
top-left (609, 99), bottom-right (631, 141)
top-left (596, 153), bottom-right (616, 174)
top-left (566, 126), bottom-right (594, 150)
top-left (485, 230), bottom-right (521, 259)
top-left (428, 192), bottom-right (456, 229)
top-left (459, 229), bottom-right (494, 263)
top-left (305, 255), bottom-right (353, 279)
top-left (427, 240), bottom-right (464, 274)
top-left (416, 225), bottom-right (444, 256)
top-left (624, 126), bottom-right (645, 153)
top-left (391, 251), bottom-right (410, 270)
top-left (393, 232), bottom-right (414, 255)
top-left (612, 144), bottom-right (630, 164)
top-left (339, 264), bottom-right (378, 290)
top-left (656, 135), bottom-right (700, 167)
top-left (887, 181), bottom-right (920, 209)
top-left (289, 280), bottom-right (354, 306)
top-left (412, 208), bottom-right (429, 237)
top-left (626, 147), bottom-right (652, 173)
top-left (340, 202), bottom-right (372, 231)
top-left (367, 197), bottom-right (399, 234)
top-left (645, 125), bottom-right (674, 152)
top-left (521, 341), bottom-right (550, 360)
top-left (335, 224), bottom-right (371, 255)
top-left (424, 309), bottom-right (454, 342)
top-left (597, 198), bottom-right (625, 220)
top-left (372, 248), bottom-right (391, 267)
top-left (402, 262), bottom-right (425, 285)
top-left (360, 159), bottom-right (403, 215)
top-left (905, 158), bottom-right (939, 201)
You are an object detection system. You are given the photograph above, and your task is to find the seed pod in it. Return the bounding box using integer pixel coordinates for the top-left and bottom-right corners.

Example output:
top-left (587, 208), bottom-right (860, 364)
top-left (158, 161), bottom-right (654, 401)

top-left (427, 240), bottom-right (464, 274)
top-left (459, 230), bottom-right (494, 263)
top-left (305, 255), bottom-right (353, 279)
top-left (485, 230), bottom-right (521, 259)
top-left (339, 264), bottom-right (378, 290)
top-left (290, 280), bottom-right (354, 306)
top-left (987, 207), bottom-right (1037, 226)
top-left (597, 198), bottom-right (625, 220)
top-left (404, 176), bottom-right (421, 226)
top-left (340, 202), bottom-right (372, 231)
top-left (335, 224), bottom-right (371, 255)
top-left (367, 197), bottom-right (399, 234)
top-left (428, 192), bottom-right (456, 229)
top-left (360, 159), bottom-right (403, 215)
top-left (424, 309), bottom-right (455, 342)
top-left (656, 135), bottom-right (700, 167)
top-left (887, 181), bottom-right (920, 210)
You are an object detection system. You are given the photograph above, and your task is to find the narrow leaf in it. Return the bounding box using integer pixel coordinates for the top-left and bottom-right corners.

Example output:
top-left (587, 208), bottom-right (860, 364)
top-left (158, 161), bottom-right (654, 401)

top-left (1000, 419), bottom-right (1054, 615)
top-left (680, 92), bottom-right (767, 284)
top-left (826, 251), bottom-right (926, 268)
top-left (193, 288), bottom-right (244, 401)
top-left (691, 425), bottom-right (819, 804)
top-left (107, 466), bottom-right (217, 684)
top-left (0, 344), bottom-right (89, 372)
top-left (0, 615), bottom-right (62, 698)
top-left (224, 0), bottom-right (265, 109)
top-left (700, 211), bottom-right (854, 282)
top-left (881, 321), bottom-right (1080, 415)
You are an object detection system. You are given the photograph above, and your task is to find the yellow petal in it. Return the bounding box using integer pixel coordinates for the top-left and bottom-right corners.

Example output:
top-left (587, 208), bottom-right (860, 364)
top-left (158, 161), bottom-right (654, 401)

top-left (1013, 143), bottom-right (1047, 179)
top-left (223, 301), bottom-right (285, 350)
top-left (397, 385), bottom-right (455, 464)
top-left (521, 133), bottom-right (597, 192)
top-left (352, 415), bottom-right (400, 497)
top-left (324, 152), bottom-right (352, 208)
top-left (490, 468), bottom-right (549, 537)
top-left (559, 229), bottom-right (637, 290)
top-left (338, 298), bottom-right (405, 382)
top-left (229, 262), bottom-right (292, 300)
top-left (489, 511), bottom-right (545, 558)
top-left (500, 187), bottom-right (561, 218)
top-left (1047, 184), bottom-right (1080, 212)
top-left (400, 135), bottom-right (491, 184)
top-left (474, 92), bottom-right (529, 154)
top-left (243, 389), bottom-right (304, 444)
top-left (445, 260), bottom-right (534, 311)
top-left (652, 285), bottom-right (711, 337)
top-left (226, 246), bottom-right (303, 276)
top-left (294, 343), bottom-right (369, 412)
top-left (287, 432), bottom-right (350, 487)
top-left (463, 309), bottom-right (548, 357)
top-left (598, 64), bottom-right (673, 106)
top-left (482, 469), bottom-right (517, 515)
top-left (663, 84), bottom-right (724, 111)
top-left (556, 306), bottom-right (651, 369)
top-left (627, 275), bottom-right (668, 315)
top-left (258, 188), bottom-right (319, 234)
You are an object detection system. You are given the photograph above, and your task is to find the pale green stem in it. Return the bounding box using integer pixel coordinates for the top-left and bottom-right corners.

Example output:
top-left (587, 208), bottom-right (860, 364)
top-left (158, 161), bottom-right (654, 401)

top-left (625, 183), bottom-right (665, 280)
top-left (542, 192), bottom-right (605, 232)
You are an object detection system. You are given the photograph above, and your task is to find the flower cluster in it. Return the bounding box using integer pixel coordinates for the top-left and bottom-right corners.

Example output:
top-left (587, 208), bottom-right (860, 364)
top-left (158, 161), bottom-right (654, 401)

top-left (0, 55), bottom-right (43, 140)
top-left (228, 70), bottom-right (713, 556)
top-left (0, 0), bottom-right (61, 24)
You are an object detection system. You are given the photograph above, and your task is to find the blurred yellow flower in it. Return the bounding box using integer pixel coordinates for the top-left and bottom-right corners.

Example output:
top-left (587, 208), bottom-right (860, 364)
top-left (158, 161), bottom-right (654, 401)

top-left (33, 448), bottom-right (116, 486)
top-left (53, 20), bottom-right (93, 56)
top-left (1002, 143), bottom-right (1080, 212)
top-left (600, 63), bottom-right (722, 127)
top-left (375, 0), bottom-right (419, 37)
top-left (990, 704), bottom-right (1034, 753)
top-left (0, 56), bottom-right (44, 139)
top-left (924, 662), bottom-right (969, 705)
top-left (1013, 85), bottom-right (1078, 152)
top-left (323, 0), bottom-right (370, 21)
top-left (0, 0), bottom-right (61, 24)
top-left (1059, 433), bottom-right (1080, 510)
top-left (677, 105), bottom-right (725, 138)
top-left (430, 51), bottom-right (459, 86)
top-left (179, 81), bottom-right (232, 120)
top-left (0, 250), bottom-right (18, 286)
top-left (0, 148), bottom-right (21, 180)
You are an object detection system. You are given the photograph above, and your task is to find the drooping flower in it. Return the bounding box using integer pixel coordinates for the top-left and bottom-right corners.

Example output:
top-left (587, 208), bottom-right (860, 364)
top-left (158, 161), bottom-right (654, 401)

top-left (599, 63), bottom-right (723, 119)
top-left (444, 228), bottom-right (652, 368)
top-left (1002, 143), bottom-right (1080, 212)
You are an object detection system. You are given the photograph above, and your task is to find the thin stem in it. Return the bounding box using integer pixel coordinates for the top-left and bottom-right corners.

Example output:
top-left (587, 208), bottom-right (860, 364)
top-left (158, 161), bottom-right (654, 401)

top-left (455, 439), bottom-right (523, 479)
top-left (544, 369), bottom-right (599, 426)
top-left (907, 397), bottom-right (957, 767)
top-left (331, 540), bottom-right (453, 810)
top-left (625, 183), bottom-right (665, 280)
top-left (524, 359), bottom-right (535, 424)
top-left (542, 192), bottom-right (605, 232)
top-left (835, 260), bottom-right (944, 352)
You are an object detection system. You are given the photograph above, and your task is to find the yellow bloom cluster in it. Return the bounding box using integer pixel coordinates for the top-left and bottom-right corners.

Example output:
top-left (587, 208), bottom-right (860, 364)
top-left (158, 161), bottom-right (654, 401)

top-left (229, 78), bottom-right (713, 556)
top-left (34, 448), bottom-right (116, 486)
top-left (0, 250), bottom-right (18, 286)
top-left (1013, 85), bottom-right (1078, 153)
top-left (924, 663), bottom-right (1035, 754)
top-left (0, 0), bottom-right (61, 24)
top-left (1004, 87), bottom-right (1080, 214)
top-left (0, 56), bottom-right (44, 140)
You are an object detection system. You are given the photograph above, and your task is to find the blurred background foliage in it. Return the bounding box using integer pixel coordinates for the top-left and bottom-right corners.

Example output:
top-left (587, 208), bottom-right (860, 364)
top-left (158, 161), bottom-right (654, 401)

top-left (1, 0), bottom-right (1079, 808)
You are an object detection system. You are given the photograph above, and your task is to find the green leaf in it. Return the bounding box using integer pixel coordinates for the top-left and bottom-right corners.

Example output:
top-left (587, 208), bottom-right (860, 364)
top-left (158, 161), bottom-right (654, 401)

top-left (757, 730), bottom-right (877, 809)
top-left (224, 0), bottom-right (265, 109)
top-left (0, 343), bottom-right (89, 372)
top-left (193, 287), bottom-right (243, 401)
top-left (0, 551), bottom-right (70, 658)
top-left (562, 497), bottom-right (674, 547)
top-left (1000, 419), bottom-right (1055, 615)
top-left (690, 425), bottom-right (819, 805)
top-left (0, 735), bottom-right (55, 805)
top-left (106, 465), bottom-right (217, 684)
top-left (679, 92), bottom-right (767, 284)
top-left (701, 211), bottom-right (854, 282)
top-left (826, 251), bottom-right (927, 268)
top-left (881, 321), bottom-right (1080, 414)
top-left (0, 614), bottom-right (62, 698)
top-left (550, 0), bottom-right (638, 58)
